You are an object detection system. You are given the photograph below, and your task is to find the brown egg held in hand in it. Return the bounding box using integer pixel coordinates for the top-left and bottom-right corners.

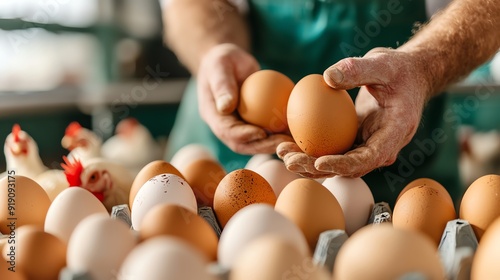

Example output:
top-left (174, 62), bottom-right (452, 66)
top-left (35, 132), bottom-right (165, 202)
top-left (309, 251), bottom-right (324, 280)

top-left (0, 175), bottom-right (51, 234)
top-left (213, 169), bottom-right (277, 228)
top-left (140, 204), bottom-right (218, 261)
top-left (3, 225), bottom-right (66, 280)
top-left (275, 178), bottom-right (345, 251)
top-left (393, 179), bottom-right (456, 246)
top-left (182, 159), bottom-right (226, 207)
top-left (460, 174), bottom-right (500, 240)
top-left (129, 160), bottom-right (184, 209)
top-left (238, 70), bottom-right (294, 133)
top-left (287, 74), bottom-right (357, 157)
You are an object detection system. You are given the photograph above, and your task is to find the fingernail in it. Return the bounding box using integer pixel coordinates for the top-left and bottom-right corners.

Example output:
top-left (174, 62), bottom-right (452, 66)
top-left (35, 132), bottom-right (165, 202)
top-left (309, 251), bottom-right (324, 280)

top-left (327, 67), bottom-right (344, 84)
top-left (216, 93), bottom-right (233, 112)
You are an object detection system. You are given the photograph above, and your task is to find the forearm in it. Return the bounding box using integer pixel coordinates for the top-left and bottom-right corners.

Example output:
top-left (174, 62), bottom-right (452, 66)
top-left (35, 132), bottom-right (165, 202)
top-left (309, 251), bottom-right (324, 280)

top-left (163, 0), bottom-right (250, 74)
top-left (400, 0), bottom-right (500, 97)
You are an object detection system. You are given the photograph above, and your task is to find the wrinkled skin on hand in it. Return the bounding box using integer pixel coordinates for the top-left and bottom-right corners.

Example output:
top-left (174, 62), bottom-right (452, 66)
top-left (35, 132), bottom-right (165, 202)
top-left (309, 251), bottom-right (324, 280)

top-left (197, 43), bottom-right (294, 154)
top-left (277, 47), bottom-right (432, 178)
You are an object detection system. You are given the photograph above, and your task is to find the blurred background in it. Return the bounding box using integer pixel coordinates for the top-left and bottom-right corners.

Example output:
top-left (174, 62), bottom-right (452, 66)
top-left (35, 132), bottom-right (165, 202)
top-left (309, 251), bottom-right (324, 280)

top-left (0, 0), bottom-right (499, 187)
top-left (0, 0), bottom-right (190, 170)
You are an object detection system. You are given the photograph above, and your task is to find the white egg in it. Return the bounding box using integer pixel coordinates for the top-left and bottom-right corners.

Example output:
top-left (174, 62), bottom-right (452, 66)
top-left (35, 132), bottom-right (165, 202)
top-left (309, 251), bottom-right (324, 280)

top-left (218, 203), bottom-right (309, 269)
top-left (118, 237), bottom-right (212, 280)
top-left (253, 159), bottom-right (301, 197)
top-left (244, 154), bottom-right (274, 171)
top-left (44, 187), bottom-right (108, 244)
top-left (67, 214), bottom-right (137, 280)
top-left (322, 177), bottom-right (374, 236)
top-left (131, 173), bottom-right (197, 230)
top-left (169, 144), bottom-right (215, 174)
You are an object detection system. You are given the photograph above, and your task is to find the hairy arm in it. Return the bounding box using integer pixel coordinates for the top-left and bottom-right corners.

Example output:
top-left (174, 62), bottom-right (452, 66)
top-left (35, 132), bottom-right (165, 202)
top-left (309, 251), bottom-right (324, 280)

top-left (279, 0), bottom-right (500, 178)
top-left (163, 0), bottom-right (250, 74)
top-left (401, 0), bottom-right (500, 97)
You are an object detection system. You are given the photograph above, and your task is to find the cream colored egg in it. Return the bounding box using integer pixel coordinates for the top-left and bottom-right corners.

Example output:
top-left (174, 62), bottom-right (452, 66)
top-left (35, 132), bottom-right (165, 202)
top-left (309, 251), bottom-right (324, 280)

top-left (244, 154), bottom-right (274, 171)
top-left (118, 237), bottom-right (212, 280)
top-left (67, 214), bottom-right (137, 280)
top-left (218, 204), bottom-right (309, 269)
top-left (169, 144), bottom-right (215, 174)
top-left (322, 177), bottom-right (374, 236)
top-left (254, 159), bottom-right (301, 197)
top-left (44, 187), bottom-right (108, 244)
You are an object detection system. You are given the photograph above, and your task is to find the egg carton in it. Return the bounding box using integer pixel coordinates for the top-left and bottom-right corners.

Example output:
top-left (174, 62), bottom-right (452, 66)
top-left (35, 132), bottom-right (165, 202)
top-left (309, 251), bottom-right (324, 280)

top-left (60, 203), bottom-right (478, 280)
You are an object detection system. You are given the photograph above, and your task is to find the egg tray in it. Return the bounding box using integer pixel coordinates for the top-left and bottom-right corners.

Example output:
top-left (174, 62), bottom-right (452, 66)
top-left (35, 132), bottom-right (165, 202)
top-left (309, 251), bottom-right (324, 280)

top-left (59, 202), bottom-right (477, 280)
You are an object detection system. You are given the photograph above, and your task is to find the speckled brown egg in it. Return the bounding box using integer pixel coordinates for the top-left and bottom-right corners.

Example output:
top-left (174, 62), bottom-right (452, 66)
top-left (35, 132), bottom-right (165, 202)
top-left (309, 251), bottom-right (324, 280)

top-left (182, 159), bottom-right (226, 207)
top-left (213, 169), bottom-right (276, 228)
top-left (460, 174), bottom-right (500, 240)
top-left (129, 160), bottom-right (185, 209)
top-left (396, 178), bottom-right (454, 206)
top-left (287, 74), bottom-right (358, 157)
top-left (0, 175), bottom-right (51, 234)
top-left (393, 181), bottom-right (456, 246)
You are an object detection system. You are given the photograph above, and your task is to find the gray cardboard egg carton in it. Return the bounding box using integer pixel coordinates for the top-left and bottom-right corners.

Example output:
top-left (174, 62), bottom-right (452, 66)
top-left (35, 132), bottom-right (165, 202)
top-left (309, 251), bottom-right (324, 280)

top-left (61, 202), bottom-right (478, 280)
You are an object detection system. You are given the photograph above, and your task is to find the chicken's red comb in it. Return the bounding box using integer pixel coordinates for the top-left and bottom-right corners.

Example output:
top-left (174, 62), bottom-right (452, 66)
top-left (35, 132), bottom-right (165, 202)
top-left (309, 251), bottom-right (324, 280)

top-left (116, 117), bottom-right (139, 135)
top-left (12, 124), bottom-right (21, 142)
top-left (61, 156), bottom-right (83, 186)
top-left (65, 122), bottom-right (82, 137)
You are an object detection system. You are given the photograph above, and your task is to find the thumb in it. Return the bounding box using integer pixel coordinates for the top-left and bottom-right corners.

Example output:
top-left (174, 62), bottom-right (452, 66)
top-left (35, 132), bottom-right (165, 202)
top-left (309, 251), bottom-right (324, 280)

top-left (210, 61), bottom-right (239, 114)
top-left (323, 57), bottom-right (384, 90)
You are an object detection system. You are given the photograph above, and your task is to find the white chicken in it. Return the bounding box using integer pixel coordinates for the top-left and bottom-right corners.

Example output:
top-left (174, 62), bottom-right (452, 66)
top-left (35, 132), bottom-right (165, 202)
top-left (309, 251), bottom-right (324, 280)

top-left (61, 156), bottom-right (135, 212)
top-left (459, 126), bottom-right (500, 188)
top-left (2, 124), bottom-right (48, 179)
top-left (101, 118), bottom-right (163, 174)
top-left (61, 121), bottom-right (102, 162)
top-left (34, 169), bottom-right (69, 201)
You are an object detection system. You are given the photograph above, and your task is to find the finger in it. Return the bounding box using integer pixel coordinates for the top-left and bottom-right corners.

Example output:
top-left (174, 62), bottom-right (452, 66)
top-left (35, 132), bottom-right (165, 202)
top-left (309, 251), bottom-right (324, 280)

top-left (276, 142), bottom-right (302, 160)
top-left (314, 127), bottom-right (399, 177)
top-left (209, 60), bottom-right (239, 114)
top-left (219, 115), bottom-right (268, 143)
top-left (282, 151), bottom-right (336, 177)
top-left (323, 55), bottom-right (392, 90)
top-left (232, 134), bottom-right (294, 155)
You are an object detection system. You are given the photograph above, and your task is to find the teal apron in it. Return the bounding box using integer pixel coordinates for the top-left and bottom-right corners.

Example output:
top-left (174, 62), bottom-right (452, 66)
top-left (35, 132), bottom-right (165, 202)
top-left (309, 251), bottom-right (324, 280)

top-left (166, 0), bottom-right (461, 207)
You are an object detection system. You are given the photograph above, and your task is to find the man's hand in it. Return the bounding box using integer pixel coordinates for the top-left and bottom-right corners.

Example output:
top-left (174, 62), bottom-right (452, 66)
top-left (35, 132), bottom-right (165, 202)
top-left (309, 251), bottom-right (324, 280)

top-left (277, 48), bottom-right (431, 178)
top-left (198, 43), bottom-right (294, 154)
